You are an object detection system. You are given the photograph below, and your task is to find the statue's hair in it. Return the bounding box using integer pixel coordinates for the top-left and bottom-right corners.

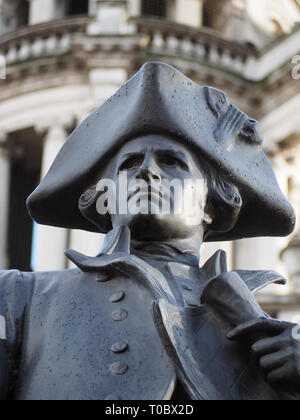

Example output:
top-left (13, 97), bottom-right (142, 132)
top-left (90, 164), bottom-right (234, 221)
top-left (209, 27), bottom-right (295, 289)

top-left (78, 152), bottom-right (243, 237)
top-left (195, 154), bottom-right (242, 239)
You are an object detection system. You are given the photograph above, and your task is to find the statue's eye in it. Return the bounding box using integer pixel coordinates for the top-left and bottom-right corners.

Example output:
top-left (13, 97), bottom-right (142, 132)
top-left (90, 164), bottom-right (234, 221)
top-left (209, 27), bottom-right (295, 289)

top-left (119, 155), bottom-right (143, 172)
top-left (158, 154), bottom-right (188, 170)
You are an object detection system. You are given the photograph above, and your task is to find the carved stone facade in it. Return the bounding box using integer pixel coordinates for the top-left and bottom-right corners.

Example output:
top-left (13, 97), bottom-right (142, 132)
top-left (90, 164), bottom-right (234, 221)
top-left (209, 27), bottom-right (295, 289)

top-left (0, 0), bottom-right (300, 321)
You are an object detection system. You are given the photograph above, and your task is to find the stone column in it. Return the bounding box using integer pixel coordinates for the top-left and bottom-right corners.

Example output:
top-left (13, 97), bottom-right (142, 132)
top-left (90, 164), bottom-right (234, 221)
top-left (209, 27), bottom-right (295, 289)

top-left (0, 0), bottom-right (4, 34)
top-left (33, 124), bottom-right (68, 271)
top-left (68, 230), bottom-right (105, 269)
top-left (28, 0), bottom-right (58, 25)
top-left (88, 0), bottom-right (97, 15)
top-left (128, 0), bottom-right (140, 16)
top-left (229, 0), bottom-right (249, 40)
top-left (0, 0), bottom-right (17, 34)
top-left (287, 147), bottom-right (300, 233)
top-left (0, 133), bottom-right (10, 269)
top-left (234, 237), bottom-right (285, 273)
top-left (87, 0), bottom-right (130, 35)
top-left (175, 0), bottom-right (203, 27)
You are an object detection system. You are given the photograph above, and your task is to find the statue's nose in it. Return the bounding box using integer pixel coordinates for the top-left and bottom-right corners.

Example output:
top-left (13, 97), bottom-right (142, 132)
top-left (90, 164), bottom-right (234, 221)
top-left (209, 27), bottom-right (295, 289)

top-left (136, 166), bottom-right (161, 182)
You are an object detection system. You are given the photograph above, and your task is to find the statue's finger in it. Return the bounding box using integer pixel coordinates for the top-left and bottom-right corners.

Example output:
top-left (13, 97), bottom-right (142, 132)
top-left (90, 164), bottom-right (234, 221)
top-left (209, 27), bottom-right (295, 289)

top-left (259, 349), bottom-right (292, 373)
top-left (252, 336), bottom-right (290, 358)
top-left (227, 318), bottom-right (286, 341)
top-left (267, 364), bottom-right (293, 385)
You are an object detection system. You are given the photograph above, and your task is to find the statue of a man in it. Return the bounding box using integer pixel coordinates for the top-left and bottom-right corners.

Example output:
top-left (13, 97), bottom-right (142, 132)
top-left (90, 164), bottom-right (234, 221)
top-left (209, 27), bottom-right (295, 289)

top-left (0, 62), bottom-right (299, 400)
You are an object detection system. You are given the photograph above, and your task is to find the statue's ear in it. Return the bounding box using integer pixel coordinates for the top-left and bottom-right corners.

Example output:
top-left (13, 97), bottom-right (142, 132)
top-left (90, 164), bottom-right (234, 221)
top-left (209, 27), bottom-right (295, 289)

top-left (205, 182), bottom-right (242, 235)
top-left (203, 213), bottom-right (213, 226)
top-left (79, 188), bottom-right (112, 233)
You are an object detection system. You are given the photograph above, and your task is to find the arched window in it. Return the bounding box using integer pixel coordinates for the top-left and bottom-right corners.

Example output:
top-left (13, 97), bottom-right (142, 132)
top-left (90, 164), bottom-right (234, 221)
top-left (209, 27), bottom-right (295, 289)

top-left (16, 0), bottom-right (29, 28)
top-left (66, 0), bottom-right (89, 16)
top-left (0, 0), bottom-right (29, 34)
top-left (202, 0), bottom-right (216, 28)
top-left (142, 0), bottom-right (167, 18)
top-left (203, 0), bottom-right (236, 30)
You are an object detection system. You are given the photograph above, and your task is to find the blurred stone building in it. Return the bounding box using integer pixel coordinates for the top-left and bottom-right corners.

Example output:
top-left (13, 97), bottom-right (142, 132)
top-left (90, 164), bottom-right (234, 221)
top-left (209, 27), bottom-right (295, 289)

top-left (0, 0), bottom-right (300, 320)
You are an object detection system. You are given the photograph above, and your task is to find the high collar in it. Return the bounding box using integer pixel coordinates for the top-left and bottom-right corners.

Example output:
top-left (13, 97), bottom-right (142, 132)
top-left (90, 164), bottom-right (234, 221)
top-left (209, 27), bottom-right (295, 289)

top-left (65, 225), bottom-right (287, 295)
top-left (65, 225), bottom-right (203, 273)
top-left (96, 225), bottom-right (200, 266)
top-left (130, 242), bottom-right (199, 267)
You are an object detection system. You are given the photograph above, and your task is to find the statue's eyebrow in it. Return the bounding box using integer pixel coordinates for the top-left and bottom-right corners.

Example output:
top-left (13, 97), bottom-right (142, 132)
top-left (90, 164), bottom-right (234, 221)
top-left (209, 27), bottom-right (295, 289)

top-left (116, 151), bottom-right (146, 171)
top-left (118, 151), bottom-right (146, 163)
top-left (154, 149), bottom-right (189, 165)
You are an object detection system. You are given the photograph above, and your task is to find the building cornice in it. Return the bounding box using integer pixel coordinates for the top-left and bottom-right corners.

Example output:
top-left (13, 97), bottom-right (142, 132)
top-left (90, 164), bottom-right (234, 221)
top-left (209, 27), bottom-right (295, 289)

top-left (0, 17), bottom-right (91, 46)
top-left (0, 16), bottom-right (299, 123)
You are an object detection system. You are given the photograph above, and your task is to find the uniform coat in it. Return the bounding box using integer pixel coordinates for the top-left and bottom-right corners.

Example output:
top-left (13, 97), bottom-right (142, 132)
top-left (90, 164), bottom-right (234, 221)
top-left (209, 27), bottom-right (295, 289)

top-left (0, 230), bottom-right (286, 400)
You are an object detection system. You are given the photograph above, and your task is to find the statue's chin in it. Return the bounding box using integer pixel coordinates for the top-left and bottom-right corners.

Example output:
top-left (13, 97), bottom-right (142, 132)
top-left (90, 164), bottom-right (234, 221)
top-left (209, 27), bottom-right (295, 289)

top-left (127, 213), bottom-right (198, 242)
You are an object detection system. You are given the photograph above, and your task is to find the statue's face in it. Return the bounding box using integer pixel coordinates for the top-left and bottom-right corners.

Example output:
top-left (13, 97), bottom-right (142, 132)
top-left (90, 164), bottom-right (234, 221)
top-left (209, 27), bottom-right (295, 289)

top-left (98, 135), bottom-right (211, 241)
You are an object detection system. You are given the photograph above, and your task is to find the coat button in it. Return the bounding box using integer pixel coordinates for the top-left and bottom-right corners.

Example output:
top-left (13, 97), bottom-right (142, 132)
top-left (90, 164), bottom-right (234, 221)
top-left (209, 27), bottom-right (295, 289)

top-left (109, 291), bottom-right (125, 303)
top-left (111, 342), bottom-right (128, 354)
top-left (109, 362), bottom-right (128, 375)
top-left (111, 309), bottom-right (128, 322)
top-left (96, 273), bottom-right (111, 283)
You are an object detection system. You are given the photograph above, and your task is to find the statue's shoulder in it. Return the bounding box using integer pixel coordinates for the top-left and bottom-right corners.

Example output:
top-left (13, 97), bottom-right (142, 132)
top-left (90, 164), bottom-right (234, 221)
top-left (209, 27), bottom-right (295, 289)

top-left (0, 269), bottom-right (35, 299)
top-left (22, 268), bottom-right (85, 294)
top-left (233, 269), bottom-right (287, 294)
top-left (0, 267), bottom-right (81, 284)
top-left (201, 250), bottom-right (287, 294)
top-left (0, 268), bottom-right (85, 302)
top-left (0, 270), bottom-right (37, 342)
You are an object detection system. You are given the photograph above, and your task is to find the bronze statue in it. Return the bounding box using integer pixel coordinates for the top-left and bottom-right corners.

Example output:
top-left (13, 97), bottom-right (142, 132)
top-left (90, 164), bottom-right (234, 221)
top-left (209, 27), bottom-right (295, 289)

top-left (0, 62), bottom-right (299, 400)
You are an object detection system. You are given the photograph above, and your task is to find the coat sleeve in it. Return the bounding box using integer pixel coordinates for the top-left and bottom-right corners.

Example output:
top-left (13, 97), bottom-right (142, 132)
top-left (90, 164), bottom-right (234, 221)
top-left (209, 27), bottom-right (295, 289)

top-left (0, 270), bottom-right (34, 400)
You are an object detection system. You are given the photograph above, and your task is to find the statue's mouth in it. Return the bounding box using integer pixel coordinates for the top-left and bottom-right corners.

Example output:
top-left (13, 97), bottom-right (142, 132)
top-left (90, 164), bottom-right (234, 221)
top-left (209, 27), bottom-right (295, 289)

top-left (128, 186), bottom-right (164, 203)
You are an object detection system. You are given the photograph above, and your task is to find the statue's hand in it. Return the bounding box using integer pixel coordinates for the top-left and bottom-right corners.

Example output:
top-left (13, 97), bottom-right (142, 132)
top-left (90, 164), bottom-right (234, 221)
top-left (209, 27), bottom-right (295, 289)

top-left (228, 318), bottom-right (300, 388)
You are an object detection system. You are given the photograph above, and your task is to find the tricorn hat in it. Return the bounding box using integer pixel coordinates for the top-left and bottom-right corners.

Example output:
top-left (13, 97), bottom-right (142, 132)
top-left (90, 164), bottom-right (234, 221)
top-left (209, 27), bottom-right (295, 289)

top-left (27, 62), bottom-right (295, 242)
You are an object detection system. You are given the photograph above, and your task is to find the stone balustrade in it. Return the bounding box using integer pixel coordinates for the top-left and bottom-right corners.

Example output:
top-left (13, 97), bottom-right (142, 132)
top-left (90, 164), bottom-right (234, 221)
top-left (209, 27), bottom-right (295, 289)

top-left (0, 14), bottom-right (299, 84)
top-left (132, 17), bottom-right (300, 83)
top-left (131, 17), bottom-right (257, 78)
top-left (0, 17), bottom-right (90, 67)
